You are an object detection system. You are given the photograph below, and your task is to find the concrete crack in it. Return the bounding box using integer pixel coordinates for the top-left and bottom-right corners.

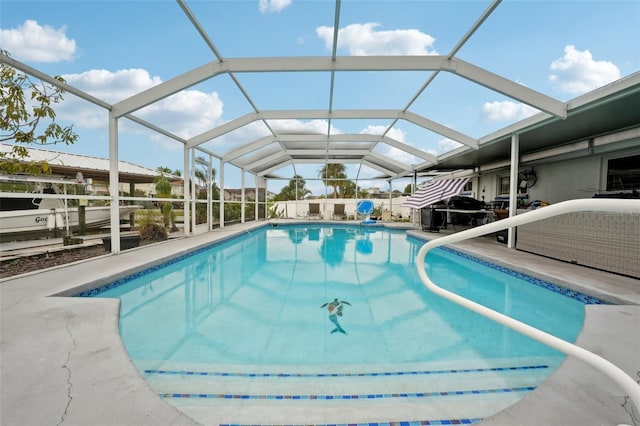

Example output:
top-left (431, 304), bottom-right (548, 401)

top-left (620, 370), bottom-right (640, 426)
top-left (56, 318), bottom-right (77, 426)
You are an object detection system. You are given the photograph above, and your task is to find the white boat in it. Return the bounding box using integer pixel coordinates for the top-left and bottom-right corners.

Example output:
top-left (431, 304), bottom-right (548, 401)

top-left (0, 203), bottom-right (139, 241)
top-left (0, 175), bottom-right (140, 241)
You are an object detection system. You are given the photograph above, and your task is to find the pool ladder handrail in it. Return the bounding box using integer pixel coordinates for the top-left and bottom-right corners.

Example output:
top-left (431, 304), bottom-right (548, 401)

top-left (416, 198), bottom-right (640, 415)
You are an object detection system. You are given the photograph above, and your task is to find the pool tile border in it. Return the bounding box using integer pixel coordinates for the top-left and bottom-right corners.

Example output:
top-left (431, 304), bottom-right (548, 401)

top-left (144, 364), bottom-right (548, 378)
top-left (220, 419), bottom-right (481, 426)
top-left (406, 235), bottom-right (607, 305)
top-left (74, 224), bottom-right (271, 297)
top-left (160, 385), bottom-right (535, 400)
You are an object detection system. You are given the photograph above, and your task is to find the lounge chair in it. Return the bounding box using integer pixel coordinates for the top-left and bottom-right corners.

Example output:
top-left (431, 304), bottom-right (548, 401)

top-left (308, 203), bottom-right (322, 220)
top-left (332, 203), bottom-right (346, 220)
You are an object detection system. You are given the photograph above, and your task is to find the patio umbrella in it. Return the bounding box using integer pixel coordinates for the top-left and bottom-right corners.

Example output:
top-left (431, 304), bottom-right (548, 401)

top-left (402, 177), bottom-right (470, 209)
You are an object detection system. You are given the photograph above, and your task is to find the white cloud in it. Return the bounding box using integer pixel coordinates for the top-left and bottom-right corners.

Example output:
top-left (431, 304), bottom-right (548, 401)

top-left (549, 45), bottom-right (621, 95)
top-left (141, 90), bottom-right (224, 139)
top-left (361, 125), bottom-right (405, 142)
top-left (57, 68), bottom-right (224, 141)
top-left (316, 23), bottom-right (437, 56)
top-left (361, 125), bottom-right (426, 166)
top-left (0, 19), bottom-right (76, 62)
top-left (63, 68), bottom-right (162, 103)
top-left (259, 0), bottom-right (292, 14)
top-left (204, 119), bottom-right (337, 158)
top-left (429, 138), bottom-right (462, 155)
top-left (269, 119), bottom-right (336, 134)
top-left (481, 101), bottom-right (538, 122)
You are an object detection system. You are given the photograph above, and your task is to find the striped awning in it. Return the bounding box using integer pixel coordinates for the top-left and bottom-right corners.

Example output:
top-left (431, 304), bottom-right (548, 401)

top-left (402, 178), bottom-right (470, 209)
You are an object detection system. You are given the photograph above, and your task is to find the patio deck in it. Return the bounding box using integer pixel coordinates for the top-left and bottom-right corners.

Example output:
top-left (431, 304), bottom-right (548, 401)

top-left (1, 220), bottom-right (638, 425)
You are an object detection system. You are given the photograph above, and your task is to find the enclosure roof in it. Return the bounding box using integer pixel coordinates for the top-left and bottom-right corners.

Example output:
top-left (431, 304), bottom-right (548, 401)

top-left (2, 0), bottom-right (639, 185)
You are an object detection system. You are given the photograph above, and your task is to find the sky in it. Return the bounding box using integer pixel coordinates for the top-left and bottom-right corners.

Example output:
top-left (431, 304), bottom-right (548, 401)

top-left (1, 0), bottom-right (639, 195)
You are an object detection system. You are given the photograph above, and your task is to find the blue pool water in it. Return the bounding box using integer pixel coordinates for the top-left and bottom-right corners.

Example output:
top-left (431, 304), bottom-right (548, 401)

top-left (81, 224), bottom-right (601, 370)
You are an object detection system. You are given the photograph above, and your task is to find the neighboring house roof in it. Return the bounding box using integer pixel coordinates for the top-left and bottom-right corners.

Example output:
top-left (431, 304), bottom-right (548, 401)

top-left (1, 145), bottom-right (177, 183)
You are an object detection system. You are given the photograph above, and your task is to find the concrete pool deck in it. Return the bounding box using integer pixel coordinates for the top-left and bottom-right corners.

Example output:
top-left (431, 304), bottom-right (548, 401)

top-left (1, 220), bottom-right (639, 426)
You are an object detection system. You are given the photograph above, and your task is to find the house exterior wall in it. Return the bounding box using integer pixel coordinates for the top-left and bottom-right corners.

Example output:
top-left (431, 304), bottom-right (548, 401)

top-left (477, 153), bottom-right (618, 205)
top-left (117, 182), bottom-right (184, 198)
top-left (475, 146), bottom-right (639, 278)
top-left (525, 156), bottom-right (601, 203)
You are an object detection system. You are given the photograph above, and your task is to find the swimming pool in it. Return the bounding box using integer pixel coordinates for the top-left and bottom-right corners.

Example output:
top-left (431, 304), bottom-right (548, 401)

top-left (77, 224), bottom-right (604, 424)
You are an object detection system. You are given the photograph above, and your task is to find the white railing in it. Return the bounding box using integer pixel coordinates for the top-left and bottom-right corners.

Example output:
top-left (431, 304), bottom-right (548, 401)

top-left (416, 198), bottom-right (640, 413)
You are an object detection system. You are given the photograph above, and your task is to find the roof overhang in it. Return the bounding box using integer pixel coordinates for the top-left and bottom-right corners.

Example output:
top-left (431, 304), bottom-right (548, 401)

top-left (423, 72), bottom-right (640, 173)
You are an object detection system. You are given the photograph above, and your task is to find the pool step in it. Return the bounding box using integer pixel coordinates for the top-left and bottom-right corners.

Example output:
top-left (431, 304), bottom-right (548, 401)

top-left (143, 365), bottom-right (547, 396)
top-left (139, 362), bottom-right (552, 425)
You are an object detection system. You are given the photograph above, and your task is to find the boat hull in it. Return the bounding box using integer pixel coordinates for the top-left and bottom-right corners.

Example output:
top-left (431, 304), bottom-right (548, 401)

top-left (0, 206), bottom-right (140, 241)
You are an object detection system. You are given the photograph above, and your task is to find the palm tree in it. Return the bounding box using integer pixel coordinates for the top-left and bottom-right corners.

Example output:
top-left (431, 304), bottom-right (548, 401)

top-left (318, 163), bottom-right (346, 198)
top-left (154, 174), bottom-right (176, 231)
top-left (275, 175), bottom-right (311, 201)
top-left (156, 166), bottom-right (173, 175)
top-left (194, 156), bottom-right (217, 192)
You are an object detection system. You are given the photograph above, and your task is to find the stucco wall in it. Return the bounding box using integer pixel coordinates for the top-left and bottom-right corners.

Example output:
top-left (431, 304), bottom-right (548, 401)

top-left (526, 156), bottom-right (602, 203)
top-left (477, 155), bottom-right (603, 205)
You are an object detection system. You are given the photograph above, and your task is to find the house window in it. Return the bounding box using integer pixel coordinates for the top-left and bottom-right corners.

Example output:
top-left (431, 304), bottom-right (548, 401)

top-left (499, 175), bottom-right (528, 194)
top-left (607, 154), bottom-right (640, 191)
top-left (499, 176), bottom-right (510, 194)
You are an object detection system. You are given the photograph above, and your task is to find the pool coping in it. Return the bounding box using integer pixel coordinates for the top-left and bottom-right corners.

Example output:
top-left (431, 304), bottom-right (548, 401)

top-left (1, 220), bottom-right (639, 425)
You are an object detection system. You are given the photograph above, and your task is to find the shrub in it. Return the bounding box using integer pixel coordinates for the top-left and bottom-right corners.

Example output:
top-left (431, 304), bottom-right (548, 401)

top-left (137, 210), bottom-right (168, 242)
top-left (139, 223), bottom-right (167, 242)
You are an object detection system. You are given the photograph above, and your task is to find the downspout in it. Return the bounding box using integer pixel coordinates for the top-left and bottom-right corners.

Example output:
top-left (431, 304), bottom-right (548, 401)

top-left (108, 112), bottom-right (120, 254)
top-left (255, 176), bottom-right (259, 221)
top-left (219, 160), bottom-right (224, 228)
top-left (388, 179), bottom-right (392, 220)
top-left (508, 134), bottom-right (519, 248)
top-left (241, 170), bottom-right (245, 223)
top-left (191, 149), bottom-right (196, 233)
top-left (207, 155), bottom-right (212, 232)
top-left (183, 145), bottom-right (190, 236)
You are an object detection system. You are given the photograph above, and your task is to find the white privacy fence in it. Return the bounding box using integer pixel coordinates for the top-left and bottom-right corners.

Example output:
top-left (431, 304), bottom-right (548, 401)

top-left (273, 197), bottom-right (413, 220)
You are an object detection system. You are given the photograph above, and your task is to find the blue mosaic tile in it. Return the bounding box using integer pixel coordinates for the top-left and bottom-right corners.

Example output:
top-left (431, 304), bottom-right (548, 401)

top-left (161, 386), bottom-right (534, 401)
top-left (218, 418), bottom-right (481, 426)
top-left (407, 235), bottom-right (608, 305)
top-left (74, 224), bottom-right (270, 297)
top-left (144, 364), bottom-right (547, 378)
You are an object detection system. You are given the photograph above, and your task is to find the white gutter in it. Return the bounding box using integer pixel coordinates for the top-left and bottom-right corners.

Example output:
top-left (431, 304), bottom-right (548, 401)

top-left (416, 198), bottom-right (640, 414)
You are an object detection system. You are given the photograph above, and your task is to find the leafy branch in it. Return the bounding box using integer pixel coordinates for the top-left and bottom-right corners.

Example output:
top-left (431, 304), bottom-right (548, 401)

top-left (1, 50), bottom-right (79, 174)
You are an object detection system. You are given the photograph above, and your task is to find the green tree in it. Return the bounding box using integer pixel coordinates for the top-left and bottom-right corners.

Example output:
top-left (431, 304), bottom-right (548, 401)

top-left (194, 156), bottom-right (216, 192)
top-left (403, 183), bottom-right (413, 194)
top-left (275, 174), bottom-right (311, 201)
top-left (1, 50), bottom-right (79, 174)
top-left (338, 180), bottom-right (357, 198)
top-left (318, 163), bottom-right (346, 198)
top-left (154, 174), bottom-right (177, 232)
top-left (155, 174), bottom-right (172, 198)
